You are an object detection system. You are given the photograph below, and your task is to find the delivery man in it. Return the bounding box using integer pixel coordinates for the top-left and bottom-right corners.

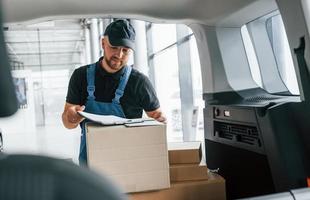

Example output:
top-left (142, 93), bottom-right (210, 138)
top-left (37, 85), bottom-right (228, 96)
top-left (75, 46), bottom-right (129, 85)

top-left (62, 19), bottom-right (166, 165)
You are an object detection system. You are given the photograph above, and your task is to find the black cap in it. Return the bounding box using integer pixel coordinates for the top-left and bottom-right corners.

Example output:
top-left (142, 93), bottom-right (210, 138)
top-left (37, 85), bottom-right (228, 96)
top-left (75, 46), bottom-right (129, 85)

top-left (104, 19), bottom-right (136, 50)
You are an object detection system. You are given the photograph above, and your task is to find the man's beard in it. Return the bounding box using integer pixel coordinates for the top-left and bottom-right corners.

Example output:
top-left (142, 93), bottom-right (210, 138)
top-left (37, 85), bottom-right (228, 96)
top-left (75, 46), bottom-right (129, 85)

top-left (105, 56), bottom-right (124, 71)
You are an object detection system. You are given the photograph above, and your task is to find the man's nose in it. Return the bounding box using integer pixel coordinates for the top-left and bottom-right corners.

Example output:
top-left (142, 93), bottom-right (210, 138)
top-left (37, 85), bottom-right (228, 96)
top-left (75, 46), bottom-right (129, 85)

top-left (114, 48), bottom-right (124, 58)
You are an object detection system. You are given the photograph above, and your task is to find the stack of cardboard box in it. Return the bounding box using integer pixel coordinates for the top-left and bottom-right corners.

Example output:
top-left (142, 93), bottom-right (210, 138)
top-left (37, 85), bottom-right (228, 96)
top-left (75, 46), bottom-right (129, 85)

top-left (169, 141), bottom-right (209, 182)
top-left (86, 122), bottom-right (226, 199)
top-left (128, 141), bottom-right (226, 200)
top-left (86, 122), bottom-right (170, 193)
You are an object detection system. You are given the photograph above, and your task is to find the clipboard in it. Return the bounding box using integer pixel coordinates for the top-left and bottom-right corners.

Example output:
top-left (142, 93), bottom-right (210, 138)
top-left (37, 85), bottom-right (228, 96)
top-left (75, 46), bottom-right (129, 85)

top-left (78, 111), bottom-right (155, 125)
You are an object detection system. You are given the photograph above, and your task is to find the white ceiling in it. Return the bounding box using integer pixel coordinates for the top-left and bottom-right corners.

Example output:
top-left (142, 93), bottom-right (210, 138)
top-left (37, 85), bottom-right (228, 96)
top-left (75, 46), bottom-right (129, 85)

top-left (2, 0), bottom-right (277, 26)
top-left (4, 20), bottom-right (85, 71)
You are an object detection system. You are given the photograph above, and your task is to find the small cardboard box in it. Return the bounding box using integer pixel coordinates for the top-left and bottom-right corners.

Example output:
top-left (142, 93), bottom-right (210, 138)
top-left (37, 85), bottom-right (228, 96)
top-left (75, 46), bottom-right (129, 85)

top-left (168, 141), bottom-right (202, 164)
top-left (128, 172), bottom-right (226, 200)
top-left (170, 160), bottom-right (208, 182)
top-left (86, 122), bottom-right (170, 193)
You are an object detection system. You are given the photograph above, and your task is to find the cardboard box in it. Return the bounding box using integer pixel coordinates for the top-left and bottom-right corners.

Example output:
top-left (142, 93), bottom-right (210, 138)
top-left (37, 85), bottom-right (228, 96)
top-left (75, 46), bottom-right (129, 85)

top-left (86, 122), bottom-right (170, 193)
top-left (128, 172), bottom-right (226, 200)
top-left (170, 160), bottom-right (208, 182)
top-left (168, 141), bottom-right (202, 164)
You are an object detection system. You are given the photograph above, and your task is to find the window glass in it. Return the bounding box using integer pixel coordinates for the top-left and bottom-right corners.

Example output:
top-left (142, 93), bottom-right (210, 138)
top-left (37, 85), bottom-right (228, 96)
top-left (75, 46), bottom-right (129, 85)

top-left (151, 24), bottom-right (177, 53)
top-left (266, 15), bottom-right (299, 95)
top-left (241, 25), bottom-right (263, 88)
top-left (242, 12), bottom-right (299, 95)
top-left (153, 46), bottom-right (183, 142)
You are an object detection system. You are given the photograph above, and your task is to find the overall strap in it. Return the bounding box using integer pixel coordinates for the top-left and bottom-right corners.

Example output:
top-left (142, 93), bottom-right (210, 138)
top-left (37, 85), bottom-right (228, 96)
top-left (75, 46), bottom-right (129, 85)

top-left (86, 63), bottom-right (96, 100)
top-left (113, 65), bottom-right (132, 104)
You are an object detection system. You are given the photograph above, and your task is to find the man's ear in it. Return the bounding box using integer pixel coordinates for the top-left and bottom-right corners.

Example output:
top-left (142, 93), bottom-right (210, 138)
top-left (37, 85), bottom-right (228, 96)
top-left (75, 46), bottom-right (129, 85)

top-left (101, 37), bottom-right (107, 49)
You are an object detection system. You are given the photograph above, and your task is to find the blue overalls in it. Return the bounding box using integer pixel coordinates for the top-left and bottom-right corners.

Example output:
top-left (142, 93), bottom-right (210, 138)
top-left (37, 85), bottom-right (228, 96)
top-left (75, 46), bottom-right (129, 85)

top-left (79, 63), bottom-right (132, 165)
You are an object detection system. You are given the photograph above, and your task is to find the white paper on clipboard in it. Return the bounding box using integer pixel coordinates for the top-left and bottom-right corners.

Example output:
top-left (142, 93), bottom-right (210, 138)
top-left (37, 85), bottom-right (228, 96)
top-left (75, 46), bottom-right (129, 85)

top-left (78, 111), bottom-right (155, 125)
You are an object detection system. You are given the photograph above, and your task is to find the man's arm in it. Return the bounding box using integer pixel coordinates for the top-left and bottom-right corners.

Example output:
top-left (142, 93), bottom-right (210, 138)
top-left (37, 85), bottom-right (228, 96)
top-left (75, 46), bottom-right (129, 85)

top-left (62, 102), bottom-right (85, 129)
top-left (146, 108), bottom-right (166, 123)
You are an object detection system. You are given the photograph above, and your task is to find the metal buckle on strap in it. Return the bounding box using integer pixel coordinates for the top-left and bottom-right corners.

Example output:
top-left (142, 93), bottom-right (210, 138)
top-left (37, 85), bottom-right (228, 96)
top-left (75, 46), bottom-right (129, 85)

top-left (87, 86), bottom-right (95, 91)
top-left (115, 89), bottom-right (123, 96)
top-left (87, 86), bottom-right (95, 99)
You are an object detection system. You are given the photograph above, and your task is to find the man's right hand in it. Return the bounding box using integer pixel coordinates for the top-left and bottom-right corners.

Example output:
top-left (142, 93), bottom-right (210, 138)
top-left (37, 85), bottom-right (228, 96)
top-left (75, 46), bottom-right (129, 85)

top-left (62, 103), bottom-right (85, 129)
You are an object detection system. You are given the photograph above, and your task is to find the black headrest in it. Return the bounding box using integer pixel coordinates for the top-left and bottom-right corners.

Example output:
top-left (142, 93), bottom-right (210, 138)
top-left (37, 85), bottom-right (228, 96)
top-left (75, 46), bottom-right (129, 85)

top-left (0, 4), bottom-right (18, 117)
top-left (0, 154), bottom-right (127, 200)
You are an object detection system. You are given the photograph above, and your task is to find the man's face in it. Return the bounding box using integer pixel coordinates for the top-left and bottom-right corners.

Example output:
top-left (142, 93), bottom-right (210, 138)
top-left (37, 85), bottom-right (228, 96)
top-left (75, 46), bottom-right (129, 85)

top-left (102, 37), bottom-right (132, 72)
